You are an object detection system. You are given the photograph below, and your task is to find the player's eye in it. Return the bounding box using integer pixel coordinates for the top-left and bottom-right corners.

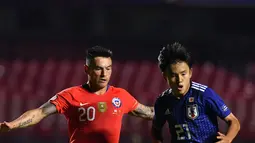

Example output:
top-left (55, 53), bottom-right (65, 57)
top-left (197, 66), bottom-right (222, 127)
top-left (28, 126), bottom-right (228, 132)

top-left (95, 67), bottom-right (102, 71)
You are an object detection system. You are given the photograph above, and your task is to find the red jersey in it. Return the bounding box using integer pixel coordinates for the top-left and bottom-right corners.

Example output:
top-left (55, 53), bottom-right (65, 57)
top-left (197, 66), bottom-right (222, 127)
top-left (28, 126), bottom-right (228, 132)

top-left (50, 85), bottom-right (138, 143)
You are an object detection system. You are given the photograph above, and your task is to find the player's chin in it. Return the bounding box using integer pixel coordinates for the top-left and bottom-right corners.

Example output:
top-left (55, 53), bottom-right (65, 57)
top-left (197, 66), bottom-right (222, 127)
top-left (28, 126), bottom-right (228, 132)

top-left (97, 81), bottom-right (109, 87)
top-left (175, 89), bottom-right (186, 95)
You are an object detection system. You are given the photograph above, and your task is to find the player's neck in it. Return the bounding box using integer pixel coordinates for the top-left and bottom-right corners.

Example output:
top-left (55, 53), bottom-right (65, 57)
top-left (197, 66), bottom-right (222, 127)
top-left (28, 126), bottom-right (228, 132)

top-left (183, 82), bottom-right (191, 96)
top-left (94, 87), bottom-right (108, 95)
top-left (85, 82), bottom-right (109, 95)
top-left (172, 92), bottom-right (183, 99)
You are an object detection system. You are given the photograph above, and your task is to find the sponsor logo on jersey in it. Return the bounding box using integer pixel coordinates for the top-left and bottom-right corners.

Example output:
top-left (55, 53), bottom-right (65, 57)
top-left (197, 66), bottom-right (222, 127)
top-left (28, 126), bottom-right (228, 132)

top-left (165, 109), bottom-right (171, 115)
top-left (98, 102), bottom-right (107, 112)
top-left (80, 102), bottom-right (89, 106)
top-left (112, 97), bottom-right (122, 108)
top-left (186, 104), bottom-right (199, 120)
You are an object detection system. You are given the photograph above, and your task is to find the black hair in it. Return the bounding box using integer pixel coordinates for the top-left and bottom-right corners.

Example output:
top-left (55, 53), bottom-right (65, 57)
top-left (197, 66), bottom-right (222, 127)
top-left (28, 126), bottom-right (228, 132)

top-left (157, 42), bottom-right (192, 72)
top-left (85, 46), bottom-right (113, 65)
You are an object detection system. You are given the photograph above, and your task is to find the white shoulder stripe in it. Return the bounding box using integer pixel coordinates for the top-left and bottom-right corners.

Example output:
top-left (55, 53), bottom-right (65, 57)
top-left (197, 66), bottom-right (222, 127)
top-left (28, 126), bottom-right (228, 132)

top-left (191, 81), bottom-right (207, 92)
top-left (191, 86), bottom-right (206, 92)
top-left (192, 83), bottom-right (207, 90)
top-left (192, 81), bottom-right (207, 87)
top-left (192, 81), bottom-right (208, 88)
top-left (168, 89), bottom-right (172, 94)
top-left (160, 89), bottom-right (172, 97)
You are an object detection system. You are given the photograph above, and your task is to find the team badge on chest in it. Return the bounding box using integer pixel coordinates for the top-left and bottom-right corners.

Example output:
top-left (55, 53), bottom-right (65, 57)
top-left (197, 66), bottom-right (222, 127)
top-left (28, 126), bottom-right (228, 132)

top-left (112, 97), bottom-right (122, 108)
top-left (98, 102), bottom-right (107, 112)
top-left (186, 104), bottom-right (199, 120)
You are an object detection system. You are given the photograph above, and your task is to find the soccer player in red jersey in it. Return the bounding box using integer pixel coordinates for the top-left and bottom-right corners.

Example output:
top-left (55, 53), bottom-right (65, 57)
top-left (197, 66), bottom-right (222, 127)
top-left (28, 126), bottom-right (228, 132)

top-left (0, 46), bottom-right (154, 143)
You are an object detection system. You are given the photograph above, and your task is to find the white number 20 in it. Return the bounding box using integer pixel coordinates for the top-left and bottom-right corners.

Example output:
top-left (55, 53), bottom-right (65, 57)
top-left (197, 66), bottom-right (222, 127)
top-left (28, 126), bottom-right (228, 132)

top-left (78, 107), bottom-right (96, 121)
top-left (175, 124), bottom-right (191, 140)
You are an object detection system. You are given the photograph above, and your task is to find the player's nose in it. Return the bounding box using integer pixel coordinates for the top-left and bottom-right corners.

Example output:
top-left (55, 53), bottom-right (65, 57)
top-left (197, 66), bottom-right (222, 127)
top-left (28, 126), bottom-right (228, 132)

top-left (177, 75), bottom-right (183, 82)
top-left (100, 69), bottom-right (106, 76)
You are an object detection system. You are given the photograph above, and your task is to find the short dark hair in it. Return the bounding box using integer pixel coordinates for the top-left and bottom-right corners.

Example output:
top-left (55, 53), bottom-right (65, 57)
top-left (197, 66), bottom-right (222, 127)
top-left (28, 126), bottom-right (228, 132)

top-left (158, 42), bottom-right (192, 72)
top-left (85, 46), bottom-right (113, 64)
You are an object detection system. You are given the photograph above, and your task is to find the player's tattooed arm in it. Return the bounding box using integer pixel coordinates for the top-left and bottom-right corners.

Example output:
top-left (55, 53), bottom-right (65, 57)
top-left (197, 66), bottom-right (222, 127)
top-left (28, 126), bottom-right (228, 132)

top-left (128, 103), bottom-right (154, 120)
top-left (0, 102), bottom-right (57, 132)
top-left (39, 101), bottom-right (58, 117)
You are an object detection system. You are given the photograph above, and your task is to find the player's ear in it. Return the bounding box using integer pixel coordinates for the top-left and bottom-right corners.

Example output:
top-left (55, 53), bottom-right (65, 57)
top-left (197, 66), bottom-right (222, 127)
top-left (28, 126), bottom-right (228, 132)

top-left (162, 72), bottom-right (167, 81)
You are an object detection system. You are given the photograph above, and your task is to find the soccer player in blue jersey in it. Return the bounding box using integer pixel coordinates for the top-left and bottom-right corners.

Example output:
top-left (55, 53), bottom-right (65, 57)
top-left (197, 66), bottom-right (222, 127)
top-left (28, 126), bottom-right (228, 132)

top-left (151, 42), bottom-right (240, 143)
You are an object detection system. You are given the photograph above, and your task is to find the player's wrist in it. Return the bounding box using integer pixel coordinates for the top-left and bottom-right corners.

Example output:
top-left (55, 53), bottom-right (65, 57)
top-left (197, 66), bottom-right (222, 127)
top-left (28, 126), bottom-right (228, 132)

top-left (225, 135), bottom-right (233, 143)
top-left (8, 122), bottom-right (16, 130)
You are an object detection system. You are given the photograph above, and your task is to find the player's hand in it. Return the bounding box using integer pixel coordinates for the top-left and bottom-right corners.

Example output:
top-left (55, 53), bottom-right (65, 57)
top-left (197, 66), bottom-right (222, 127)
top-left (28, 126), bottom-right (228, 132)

top-left (0, 121), bottom-right (13, 132)
top-left (215, 132), bottom-right (232, 143)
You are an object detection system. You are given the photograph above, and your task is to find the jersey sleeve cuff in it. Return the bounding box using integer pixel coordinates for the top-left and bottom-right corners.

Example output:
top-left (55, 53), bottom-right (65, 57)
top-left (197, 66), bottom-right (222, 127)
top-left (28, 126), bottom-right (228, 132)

top-left (130, 101), bottom-right (139, 111)
top-left (220, 110), bottom-right (231, 119)
top-left (49, 100), bottom-right (62, 113)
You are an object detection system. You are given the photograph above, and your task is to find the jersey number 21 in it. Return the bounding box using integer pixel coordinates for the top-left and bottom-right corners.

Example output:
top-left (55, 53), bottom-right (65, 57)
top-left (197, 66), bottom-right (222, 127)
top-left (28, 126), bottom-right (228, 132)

top-left (175, 124), bottom-right (191, 140)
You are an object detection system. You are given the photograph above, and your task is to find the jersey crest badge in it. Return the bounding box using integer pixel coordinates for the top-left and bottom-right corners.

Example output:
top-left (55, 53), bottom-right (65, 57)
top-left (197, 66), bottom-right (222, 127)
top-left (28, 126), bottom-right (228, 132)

top-left (186, 104), bottom-right (199, 120)
top-left (112, 97), bottom-right (122, 108)
top-left (98, 102), bottom-right (107, 112)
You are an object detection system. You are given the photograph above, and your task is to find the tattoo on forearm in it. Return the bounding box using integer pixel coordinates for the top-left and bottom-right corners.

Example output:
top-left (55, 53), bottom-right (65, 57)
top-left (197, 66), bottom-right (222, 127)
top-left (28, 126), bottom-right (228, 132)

top-left (17, 115), bottom-right (36, 128)
top-left (132, 104), bottom-right (155, 120)
top-left (19, 119), bottom-right (33, 127)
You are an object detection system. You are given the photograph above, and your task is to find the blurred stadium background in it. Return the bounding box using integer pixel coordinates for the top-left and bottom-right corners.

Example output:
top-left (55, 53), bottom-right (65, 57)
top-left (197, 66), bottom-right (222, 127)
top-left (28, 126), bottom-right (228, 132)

top-left (0, 0), bottom-right (255, 143)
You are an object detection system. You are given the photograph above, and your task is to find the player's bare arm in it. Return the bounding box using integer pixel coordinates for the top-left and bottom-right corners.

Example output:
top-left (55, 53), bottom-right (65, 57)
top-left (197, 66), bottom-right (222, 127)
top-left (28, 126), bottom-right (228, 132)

top-left (128, 103), bottom-right (154, 120)
top-left (0, 101), bottom-right (57, 132)
top-left (216, 113), bottom-right (240, 143)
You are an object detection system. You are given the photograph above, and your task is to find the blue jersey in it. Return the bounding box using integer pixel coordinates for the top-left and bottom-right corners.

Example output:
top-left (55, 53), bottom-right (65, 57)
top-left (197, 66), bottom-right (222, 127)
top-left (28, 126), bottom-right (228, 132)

top-left (153, 81), bottom-right (231, 143)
